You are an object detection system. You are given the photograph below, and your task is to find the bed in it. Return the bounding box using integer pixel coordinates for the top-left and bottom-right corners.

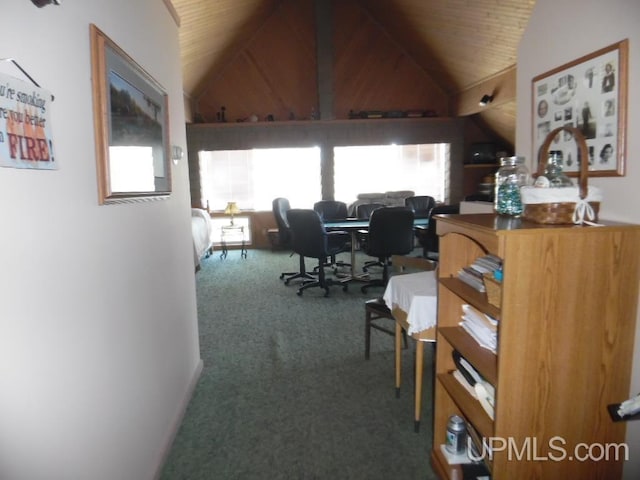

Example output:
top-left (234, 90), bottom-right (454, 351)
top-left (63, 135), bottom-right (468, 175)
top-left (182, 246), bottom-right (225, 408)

top-left (192, 208), bottom-right (214, 271)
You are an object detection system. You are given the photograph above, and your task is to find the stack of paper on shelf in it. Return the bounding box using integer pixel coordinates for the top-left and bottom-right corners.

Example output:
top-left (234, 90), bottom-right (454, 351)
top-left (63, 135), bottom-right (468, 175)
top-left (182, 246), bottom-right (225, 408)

top-left (460, 304), bottom-right (498, 353)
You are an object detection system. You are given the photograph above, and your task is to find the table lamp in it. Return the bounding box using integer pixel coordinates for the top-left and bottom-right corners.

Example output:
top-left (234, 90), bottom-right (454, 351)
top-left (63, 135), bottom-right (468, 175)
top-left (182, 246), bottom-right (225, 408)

top-left (224, 201), bottom-right (241, 225)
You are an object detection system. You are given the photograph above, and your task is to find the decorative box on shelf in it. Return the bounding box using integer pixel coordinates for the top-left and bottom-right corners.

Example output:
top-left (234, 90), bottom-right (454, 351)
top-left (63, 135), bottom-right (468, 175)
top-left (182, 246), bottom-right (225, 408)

top-left (483, 274), bottom-right (501, 308)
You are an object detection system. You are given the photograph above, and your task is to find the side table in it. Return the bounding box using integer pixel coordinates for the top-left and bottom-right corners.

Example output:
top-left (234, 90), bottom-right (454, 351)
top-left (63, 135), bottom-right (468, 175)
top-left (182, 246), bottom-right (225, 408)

top-left (220, 224), bottom-right (247, 259)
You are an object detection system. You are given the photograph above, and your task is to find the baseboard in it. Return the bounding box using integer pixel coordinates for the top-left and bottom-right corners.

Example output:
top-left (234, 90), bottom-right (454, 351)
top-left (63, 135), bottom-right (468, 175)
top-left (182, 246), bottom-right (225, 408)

top-left (152, 358), bottom-right (204, 480)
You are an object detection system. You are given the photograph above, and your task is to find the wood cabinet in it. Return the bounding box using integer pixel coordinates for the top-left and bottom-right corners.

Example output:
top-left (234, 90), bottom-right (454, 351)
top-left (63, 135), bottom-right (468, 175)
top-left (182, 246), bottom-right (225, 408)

top-left (463, 163), bottom-right (497, 199)
top-left (430, 214), bottom-right (640, 480)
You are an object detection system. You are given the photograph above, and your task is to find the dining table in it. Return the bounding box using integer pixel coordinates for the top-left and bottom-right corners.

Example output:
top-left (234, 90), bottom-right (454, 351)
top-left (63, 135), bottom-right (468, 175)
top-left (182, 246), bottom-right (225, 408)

top-left (381, 256), bottom-right (438, 432)
top-left (323, 217), bottom-right (430, 283)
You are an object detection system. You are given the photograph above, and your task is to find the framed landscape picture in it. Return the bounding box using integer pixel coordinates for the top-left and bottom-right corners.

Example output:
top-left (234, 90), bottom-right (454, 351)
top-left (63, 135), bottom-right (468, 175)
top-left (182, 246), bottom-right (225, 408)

top-left (532, 39), bottom-right (628, 177)
top-left (90, 24), bottom-right (171, 204)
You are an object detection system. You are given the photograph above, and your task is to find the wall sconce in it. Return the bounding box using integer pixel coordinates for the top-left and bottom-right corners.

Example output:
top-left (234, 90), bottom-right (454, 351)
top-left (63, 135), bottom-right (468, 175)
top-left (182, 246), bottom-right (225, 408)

top-left (479, 94), bottom-right (494, 107)
top-left (31, 0), bottom-right (62, 7)
top-left (224, 202), bottom-right (241, 225)
top-left (171, 145), bottom-right (183, 165)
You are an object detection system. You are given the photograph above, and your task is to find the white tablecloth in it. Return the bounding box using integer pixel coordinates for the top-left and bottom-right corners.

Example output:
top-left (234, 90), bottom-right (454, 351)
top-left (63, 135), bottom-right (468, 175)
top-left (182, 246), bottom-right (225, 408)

top-left (383, 270), bottom-right (438, 335)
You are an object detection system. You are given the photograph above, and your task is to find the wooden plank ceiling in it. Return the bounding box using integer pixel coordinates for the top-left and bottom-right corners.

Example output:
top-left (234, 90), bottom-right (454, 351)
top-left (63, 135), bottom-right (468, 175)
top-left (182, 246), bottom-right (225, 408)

top-left (170, 0), bottom-right (535, 148)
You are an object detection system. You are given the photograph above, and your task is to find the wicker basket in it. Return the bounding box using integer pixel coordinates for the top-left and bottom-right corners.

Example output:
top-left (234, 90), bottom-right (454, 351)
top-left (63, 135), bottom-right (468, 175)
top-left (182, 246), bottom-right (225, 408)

top-left (483, 274), bottom-right (501, 308)
top-left (520, 126), bottom-right (601, 224)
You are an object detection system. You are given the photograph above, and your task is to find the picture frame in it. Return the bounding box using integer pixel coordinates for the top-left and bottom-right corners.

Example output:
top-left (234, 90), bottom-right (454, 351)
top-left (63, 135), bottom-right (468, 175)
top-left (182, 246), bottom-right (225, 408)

top-left (532, 39), bottom-right (628, 177)
top-left (90, 24), bottom-right (171, 204)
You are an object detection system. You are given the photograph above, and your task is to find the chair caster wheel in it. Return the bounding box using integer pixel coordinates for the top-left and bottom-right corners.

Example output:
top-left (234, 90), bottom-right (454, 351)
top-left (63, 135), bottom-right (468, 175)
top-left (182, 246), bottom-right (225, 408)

top-left (323, 288), bottom-right (330, 297)
top-left (296, 290), bottom-right (303, 296)
top-left (280, 273), bottom-right (285, 280)
top-left (361, 286), bottom-right (368, 294)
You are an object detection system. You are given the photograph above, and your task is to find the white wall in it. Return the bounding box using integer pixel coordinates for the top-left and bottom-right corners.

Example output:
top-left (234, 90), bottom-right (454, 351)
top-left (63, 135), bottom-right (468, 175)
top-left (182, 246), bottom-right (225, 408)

top-left (0, 2), bottom-right (201, 479)
top-left (517, 1), bottom-right (640, 477)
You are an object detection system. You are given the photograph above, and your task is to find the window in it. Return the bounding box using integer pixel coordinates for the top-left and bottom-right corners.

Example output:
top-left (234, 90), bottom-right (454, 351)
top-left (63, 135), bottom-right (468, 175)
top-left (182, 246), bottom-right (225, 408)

top-left (198, 143), bottom-right (449, 212)
top-left (199, 147), bottom-right (322, 211)
top-left (333, 143), bottom-right (450, 204)
top-left (109, 146), bottom-right (155, 192)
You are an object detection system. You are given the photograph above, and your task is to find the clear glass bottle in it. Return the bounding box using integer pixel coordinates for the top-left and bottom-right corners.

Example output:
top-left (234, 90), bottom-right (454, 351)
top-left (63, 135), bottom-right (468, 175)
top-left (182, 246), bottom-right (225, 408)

top-left (494, 156), bottom-right (529, 216)
top-left (545, 150), bottom-right (573, 187)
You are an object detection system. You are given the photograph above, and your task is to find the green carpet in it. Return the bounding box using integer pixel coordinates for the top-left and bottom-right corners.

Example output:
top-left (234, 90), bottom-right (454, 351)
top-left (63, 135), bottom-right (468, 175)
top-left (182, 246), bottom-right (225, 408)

top-left (160, 248), bottom-right (438, 480)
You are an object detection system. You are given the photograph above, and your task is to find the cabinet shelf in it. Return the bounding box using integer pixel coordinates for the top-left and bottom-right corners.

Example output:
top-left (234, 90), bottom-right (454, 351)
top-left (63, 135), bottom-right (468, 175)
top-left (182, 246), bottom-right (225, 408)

top-left (463, 163), bottom-right (498, 169)
top-left (430, 446), bottom-right (463, 480)
top-left (438, 372), bottom-right (494, 439)
top-left (439, 277), bottom-right (500, 320)
top-left (439, 326), bottom-right (497, 385)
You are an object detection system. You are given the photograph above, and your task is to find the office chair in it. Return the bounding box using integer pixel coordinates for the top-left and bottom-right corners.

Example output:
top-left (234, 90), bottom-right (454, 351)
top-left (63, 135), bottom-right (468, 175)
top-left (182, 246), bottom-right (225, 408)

top-left (273, 197), bottom-right (316, 285)
top-left (287, 209), bottom-right (349, 297)
top-left (313, 200), bottom-right (349, 220)
top-left (404, 195), bottom-right (437, 218)
top-left (361, 207), bottom-right (415, 293)
top-left (415, 203), bottom-right (460, 261)
top-left (355, 202), bottom-right (385, 271)
top-left (405, 195), bottom-right (437, 248)
top-left (272, 197), bottom-right (292, 247)
top-left (312, 200), bottom-right (351, 273)
top-left (356, 202), bottom-right (385, 220)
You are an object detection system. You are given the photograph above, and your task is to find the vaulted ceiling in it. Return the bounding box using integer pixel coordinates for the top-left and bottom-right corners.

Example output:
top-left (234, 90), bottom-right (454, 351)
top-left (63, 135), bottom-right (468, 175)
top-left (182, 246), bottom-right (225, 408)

top-left (170, 0), bottom-right (536, 148)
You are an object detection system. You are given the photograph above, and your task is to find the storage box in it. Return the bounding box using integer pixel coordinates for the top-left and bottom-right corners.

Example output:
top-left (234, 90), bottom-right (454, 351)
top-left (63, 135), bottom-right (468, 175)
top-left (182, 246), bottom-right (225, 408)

top-left (483, 274), bottom-right (501, 308)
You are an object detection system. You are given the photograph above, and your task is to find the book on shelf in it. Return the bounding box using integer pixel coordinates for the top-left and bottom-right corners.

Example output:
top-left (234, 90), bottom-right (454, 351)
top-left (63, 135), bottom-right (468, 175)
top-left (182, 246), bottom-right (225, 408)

top-left (457, 254), bottom-right (502, 293)
top-left (465, 421), bottom-right (484, 458)
top-left (471, 254), bottom-right (502, 273)
top-left (457, 268), bottom-right (486, 292)
top-left (465, 421), bottom-right (492, 476)
top-left (452, 350), bottom-right (479, 386)
top-left (452, 350), bottom-right (495, 420)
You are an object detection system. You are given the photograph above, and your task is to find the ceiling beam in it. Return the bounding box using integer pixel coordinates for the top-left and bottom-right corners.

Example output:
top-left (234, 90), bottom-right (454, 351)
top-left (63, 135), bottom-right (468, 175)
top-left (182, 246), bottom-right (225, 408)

top-left (451, 65), bottom-right (516, 117)
top-left (315, 0), bottom-right (333, 120)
